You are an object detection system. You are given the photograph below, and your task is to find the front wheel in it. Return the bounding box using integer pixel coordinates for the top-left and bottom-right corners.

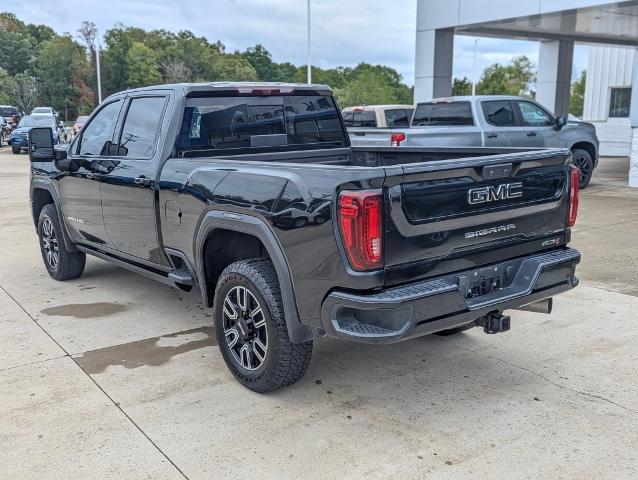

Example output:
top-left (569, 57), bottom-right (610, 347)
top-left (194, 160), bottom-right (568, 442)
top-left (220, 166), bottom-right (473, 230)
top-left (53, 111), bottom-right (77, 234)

top-left (214, 259), bottom-right (313, 392)
top-left (11, 145), bottom-right (20, 154)
top-left (38, 204), bottom-right (86, 280)
top-left (571, 148), bottom-right (594, 188)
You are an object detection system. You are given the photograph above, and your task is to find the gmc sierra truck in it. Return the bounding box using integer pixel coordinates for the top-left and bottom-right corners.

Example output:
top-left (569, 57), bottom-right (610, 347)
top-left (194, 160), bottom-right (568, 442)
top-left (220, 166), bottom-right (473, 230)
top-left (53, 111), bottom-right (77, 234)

top-left (28, 82), bottom-right (581, 392)
top-left (347, 96), bottom-right (599, 188)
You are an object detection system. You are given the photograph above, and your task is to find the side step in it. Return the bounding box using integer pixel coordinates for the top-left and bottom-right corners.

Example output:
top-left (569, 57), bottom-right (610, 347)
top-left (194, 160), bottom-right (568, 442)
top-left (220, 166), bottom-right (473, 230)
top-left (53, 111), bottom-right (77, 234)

top-left (168, 268), bottom-right (194, 287)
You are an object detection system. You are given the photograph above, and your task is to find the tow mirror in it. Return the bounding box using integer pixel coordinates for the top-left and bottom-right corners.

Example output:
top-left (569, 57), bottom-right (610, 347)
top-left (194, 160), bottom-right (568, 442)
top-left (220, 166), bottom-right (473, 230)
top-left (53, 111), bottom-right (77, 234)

top-left (28, 127), bottom-right (55, 162)
top-left (555, 116), bottom-right (567, 131)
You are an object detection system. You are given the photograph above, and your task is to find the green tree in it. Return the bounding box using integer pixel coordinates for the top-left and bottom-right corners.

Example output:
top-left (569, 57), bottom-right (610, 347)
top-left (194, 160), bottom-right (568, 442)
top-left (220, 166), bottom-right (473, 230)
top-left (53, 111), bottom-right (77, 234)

top-left (0, 28), bottom-right (33, 75)
top-left (7, 73), bottom-right (39, 113)
top-left (210, 54), bottom-right (258, 81)
top-left (569, 70), bottom-right (586, 118)
top-left (452, 77), bottom-right (472, 96)
top-left (125, 41), bottom-right (162, 88)
top-left (36, 35), bottom-right (91, 118)
top-left (476, 55), bottom-right (535, 96)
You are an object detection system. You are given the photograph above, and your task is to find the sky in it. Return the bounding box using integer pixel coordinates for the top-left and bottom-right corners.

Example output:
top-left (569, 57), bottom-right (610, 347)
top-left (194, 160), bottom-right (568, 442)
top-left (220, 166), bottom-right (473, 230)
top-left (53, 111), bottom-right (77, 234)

top-left (3, 0), bottom-right (588, 86)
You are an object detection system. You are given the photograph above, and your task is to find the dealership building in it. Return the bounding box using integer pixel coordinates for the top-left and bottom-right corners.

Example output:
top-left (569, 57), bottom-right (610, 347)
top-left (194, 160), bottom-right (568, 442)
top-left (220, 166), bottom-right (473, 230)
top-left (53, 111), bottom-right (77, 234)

top-left (415, 0), bottom-right (638, 187)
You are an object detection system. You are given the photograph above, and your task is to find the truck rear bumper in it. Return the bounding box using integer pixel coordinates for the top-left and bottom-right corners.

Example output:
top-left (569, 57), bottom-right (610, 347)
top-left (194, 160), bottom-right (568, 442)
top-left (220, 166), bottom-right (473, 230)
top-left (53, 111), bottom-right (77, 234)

top-left (320, 248), bottom-right (580, 344)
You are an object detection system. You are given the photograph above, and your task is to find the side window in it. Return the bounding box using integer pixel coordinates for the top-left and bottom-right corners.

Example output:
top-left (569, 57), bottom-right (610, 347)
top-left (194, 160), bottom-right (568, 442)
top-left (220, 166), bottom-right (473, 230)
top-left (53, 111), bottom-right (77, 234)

top-left (117, 97), bottom-right (167, 158)
top-left (518, 101), bottom-right (552, 126)
top-left (482, 100), bottom-right (517, 127)
top-left (385, 109), bottom-right (411, 127)
top-left (78, 100), bottom-right (122, 156)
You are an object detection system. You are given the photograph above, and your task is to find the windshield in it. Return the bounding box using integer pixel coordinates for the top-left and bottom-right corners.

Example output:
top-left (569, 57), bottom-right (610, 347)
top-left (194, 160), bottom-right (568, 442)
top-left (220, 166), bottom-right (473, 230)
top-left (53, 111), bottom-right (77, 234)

top-left (0, 107), bottom-right (18, 117)
top-left (18, 115), bottom-right (56, 128)
top-left (177, 94), bottom-right (347, 155)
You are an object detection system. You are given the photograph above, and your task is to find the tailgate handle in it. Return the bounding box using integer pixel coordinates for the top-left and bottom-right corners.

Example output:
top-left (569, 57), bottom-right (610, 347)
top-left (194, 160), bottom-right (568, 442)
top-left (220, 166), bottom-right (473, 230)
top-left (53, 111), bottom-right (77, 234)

top-left (482, 163), bottom-right (513, 180)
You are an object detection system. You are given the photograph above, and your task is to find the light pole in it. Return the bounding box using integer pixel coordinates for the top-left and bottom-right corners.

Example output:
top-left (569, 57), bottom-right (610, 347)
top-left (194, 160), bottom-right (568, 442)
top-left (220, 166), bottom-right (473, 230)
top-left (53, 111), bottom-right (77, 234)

top-left (306, 0), bottom-right (312, 84)
top-left (472, 38), bottom-right (479, 96)
top-left (95, 43), bottom-right (103, 104)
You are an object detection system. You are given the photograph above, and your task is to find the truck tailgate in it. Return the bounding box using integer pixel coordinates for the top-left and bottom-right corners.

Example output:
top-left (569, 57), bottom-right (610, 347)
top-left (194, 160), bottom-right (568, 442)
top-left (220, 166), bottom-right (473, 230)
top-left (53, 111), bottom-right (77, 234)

top-left (348, 128), bottom-right (394, 147)
top-left (383, 149), bottom-right (572, 285)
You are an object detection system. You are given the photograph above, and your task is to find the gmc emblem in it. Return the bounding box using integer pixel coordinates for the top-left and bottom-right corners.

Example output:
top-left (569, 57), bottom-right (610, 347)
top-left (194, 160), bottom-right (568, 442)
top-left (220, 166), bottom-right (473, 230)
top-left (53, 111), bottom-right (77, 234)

top-left (468, 182), bottom-right (523, 205)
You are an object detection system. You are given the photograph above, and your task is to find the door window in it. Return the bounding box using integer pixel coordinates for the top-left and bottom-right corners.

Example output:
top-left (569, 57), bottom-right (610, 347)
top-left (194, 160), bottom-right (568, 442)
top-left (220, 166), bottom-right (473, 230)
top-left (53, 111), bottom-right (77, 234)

top-left (482, 101), bottom-right (517, 127)
top-left (117, 97), bottom-right (167, 158)
top-left (517, 101), bottom-right (553, 126)
top-left (78, 100), bottom-right (122, 156)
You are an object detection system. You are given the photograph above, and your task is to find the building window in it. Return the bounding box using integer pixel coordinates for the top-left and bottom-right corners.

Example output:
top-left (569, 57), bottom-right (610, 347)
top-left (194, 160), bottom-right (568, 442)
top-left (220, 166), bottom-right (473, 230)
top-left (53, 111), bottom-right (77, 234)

top-left (609, 87), bottom-right (631, 118)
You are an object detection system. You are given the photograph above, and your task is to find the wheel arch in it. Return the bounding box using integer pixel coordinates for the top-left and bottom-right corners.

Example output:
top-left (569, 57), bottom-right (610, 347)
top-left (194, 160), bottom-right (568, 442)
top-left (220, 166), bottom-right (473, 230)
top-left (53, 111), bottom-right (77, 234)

top-left (570, 141), bottom-right (597, 167)
top-left (195, 211), bottom-right (312, 343)
top-left (30, 180), bottom-right (78, 252)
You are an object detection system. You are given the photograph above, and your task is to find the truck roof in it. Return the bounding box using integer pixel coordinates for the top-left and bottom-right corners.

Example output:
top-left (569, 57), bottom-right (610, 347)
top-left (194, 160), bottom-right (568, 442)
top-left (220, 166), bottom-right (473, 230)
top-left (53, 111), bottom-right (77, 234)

top-left (105, 82), bottom-right (333, 101)
top-left (427, 95), bottom-right (535, 103)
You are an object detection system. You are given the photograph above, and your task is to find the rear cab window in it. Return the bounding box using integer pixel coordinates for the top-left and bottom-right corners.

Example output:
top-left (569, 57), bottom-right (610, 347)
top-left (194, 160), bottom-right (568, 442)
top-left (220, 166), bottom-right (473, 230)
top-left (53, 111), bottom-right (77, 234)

top-left (342, 110), bottom-right (377, 128)
top-left (384, 109), bottom-right (413, 127)
top-left (177, 94), bottom-right (347, 156)
top-left (412, 102), bottom-right (474, 126)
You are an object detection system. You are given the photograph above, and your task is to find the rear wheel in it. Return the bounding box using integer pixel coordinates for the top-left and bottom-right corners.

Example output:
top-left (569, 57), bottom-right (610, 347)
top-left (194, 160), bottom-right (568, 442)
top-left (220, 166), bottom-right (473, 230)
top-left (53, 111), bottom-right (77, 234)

top-left (214, 259), bottom-right (313, 392)
top-left (38, 204), bottom-right (86, 280)
top-left (571, 148), bottom-right (594, 188)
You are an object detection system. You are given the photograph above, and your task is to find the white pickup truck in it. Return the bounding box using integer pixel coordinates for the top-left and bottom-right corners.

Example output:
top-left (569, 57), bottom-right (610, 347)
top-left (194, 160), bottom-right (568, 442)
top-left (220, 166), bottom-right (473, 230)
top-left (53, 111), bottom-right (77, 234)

top-left (346, 96), bottom-right (600, 188)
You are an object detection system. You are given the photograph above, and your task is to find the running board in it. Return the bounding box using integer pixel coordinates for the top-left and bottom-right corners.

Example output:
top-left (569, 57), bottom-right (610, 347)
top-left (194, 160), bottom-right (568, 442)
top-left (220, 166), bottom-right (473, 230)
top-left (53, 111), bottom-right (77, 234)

top-left (77, 246), bottom-right (195, 291)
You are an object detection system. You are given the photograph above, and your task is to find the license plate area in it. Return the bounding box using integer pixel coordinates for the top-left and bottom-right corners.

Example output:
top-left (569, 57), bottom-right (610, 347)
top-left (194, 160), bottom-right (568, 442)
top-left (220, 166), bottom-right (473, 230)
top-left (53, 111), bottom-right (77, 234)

top-left (457, 265), bottom-right (504, 299)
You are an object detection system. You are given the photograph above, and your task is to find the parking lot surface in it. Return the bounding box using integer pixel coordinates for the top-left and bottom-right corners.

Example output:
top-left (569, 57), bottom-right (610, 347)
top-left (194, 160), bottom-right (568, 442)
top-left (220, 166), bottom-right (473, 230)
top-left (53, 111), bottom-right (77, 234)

top-left (1, 148), bottom-right (637, 479)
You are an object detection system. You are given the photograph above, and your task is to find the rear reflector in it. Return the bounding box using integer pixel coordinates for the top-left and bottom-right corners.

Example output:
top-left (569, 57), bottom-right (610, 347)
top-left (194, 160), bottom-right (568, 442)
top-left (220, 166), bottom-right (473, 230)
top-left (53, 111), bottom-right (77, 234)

top-left (391, 132), bottom-right (406, 146)
top-left (568, 165), bottom-right (580, 227)
top-left (338, 190), bottom-right (383, 271)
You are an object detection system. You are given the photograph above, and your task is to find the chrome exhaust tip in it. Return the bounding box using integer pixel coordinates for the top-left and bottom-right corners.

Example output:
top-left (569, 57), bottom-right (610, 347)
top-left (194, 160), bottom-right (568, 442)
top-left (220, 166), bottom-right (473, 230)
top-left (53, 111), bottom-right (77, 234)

top-left (515, 298), bottom-right (553, 315)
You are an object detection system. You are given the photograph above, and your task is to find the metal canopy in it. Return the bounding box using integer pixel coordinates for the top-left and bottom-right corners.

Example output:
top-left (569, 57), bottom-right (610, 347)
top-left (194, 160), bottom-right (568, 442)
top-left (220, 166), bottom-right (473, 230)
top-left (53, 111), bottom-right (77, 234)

top-left (455, 1), bottom-right (638, 46)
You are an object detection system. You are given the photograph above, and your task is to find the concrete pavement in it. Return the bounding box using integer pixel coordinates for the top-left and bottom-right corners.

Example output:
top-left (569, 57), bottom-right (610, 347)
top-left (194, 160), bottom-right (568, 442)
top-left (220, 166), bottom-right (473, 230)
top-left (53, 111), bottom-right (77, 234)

top-left (1, 148), bottom-right (637, 479)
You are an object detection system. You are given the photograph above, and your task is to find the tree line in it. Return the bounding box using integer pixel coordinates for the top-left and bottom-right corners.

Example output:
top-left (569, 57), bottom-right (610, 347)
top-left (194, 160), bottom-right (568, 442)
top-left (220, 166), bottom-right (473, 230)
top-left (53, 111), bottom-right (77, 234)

top-left (0, 12), bottom-right (412, 120)
top-left (1, 11), bottom-right (586, 120)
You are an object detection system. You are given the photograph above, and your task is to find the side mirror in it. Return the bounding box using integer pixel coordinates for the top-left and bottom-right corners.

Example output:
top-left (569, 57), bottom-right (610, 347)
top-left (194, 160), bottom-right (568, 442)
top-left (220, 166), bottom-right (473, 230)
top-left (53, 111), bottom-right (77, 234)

top-left (28, 127), bottom-right (55, 162)
top-left (555, 116), bottom-right (567, 130)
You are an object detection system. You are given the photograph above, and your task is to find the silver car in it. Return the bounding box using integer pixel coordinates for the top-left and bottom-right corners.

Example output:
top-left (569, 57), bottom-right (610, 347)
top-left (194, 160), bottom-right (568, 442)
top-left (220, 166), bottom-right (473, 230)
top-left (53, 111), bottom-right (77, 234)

top-left (347, 96), bottom-right (599, 188)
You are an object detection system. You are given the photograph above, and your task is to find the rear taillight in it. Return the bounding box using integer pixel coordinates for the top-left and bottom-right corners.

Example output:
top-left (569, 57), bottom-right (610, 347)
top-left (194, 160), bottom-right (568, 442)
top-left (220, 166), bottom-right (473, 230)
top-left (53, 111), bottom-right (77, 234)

top-left (338, 190), bottom-right (383, 271)
top-left (391, 132), bottom-right (406, 146)
top-left (568, 165), bottom-right (580, 227)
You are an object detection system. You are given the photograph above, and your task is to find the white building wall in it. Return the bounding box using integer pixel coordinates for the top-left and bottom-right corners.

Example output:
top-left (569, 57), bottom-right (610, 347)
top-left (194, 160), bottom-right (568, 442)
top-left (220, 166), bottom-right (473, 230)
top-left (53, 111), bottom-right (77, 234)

top-left (583, 46), bottom-right (634, 156)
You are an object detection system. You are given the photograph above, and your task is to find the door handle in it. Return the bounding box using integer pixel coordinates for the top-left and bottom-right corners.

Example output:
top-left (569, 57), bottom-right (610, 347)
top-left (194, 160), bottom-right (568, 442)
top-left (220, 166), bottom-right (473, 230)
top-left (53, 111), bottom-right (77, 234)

top-left (486, 133), bottom-right (498, 139)
top-left (86, 172), bottom-right (101, 180)
top-left (134, 176), bottom-right (153, 187)
top-left (527, 131), bottom-right (537, 137)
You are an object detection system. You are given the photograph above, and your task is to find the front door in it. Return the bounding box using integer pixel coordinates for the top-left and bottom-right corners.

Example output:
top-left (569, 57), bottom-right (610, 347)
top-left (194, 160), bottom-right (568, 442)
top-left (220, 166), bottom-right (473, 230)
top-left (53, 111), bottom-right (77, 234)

top-left (514, 100), bottom-right (560, 147)
top-left (59, 99), bottom-right (123, 246)
top-left (100, 94), bottom-right (169, 265)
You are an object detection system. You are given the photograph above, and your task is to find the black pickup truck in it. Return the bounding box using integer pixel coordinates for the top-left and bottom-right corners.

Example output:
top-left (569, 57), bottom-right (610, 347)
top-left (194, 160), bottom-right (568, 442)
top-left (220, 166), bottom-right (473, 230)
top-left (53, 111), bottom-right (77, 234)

top-left (28, 82), bottom-right (581, 392)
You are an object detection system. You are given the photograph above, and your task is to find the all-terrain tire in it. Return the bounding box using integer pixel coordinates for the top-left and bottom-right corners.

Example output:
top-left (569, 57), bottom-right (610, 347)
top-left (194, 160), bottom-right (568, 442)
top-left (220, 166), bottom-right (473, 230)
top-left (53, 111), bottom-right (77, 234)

top-left (214, 259), bottom-right (313, 392)
top-left (571, 148), bottom-right (594, 189)
top-left (38, 204), bottom-right (86, 281)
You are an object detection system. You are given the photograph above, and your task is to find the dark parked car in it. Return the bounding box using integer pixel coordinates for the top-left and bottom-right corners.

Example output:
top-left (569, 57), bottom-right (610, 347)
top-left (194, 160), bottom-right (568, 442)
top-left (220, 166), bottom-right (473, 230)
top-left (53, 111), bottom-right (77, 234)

top-left (0, 116), bottom-right (11, 146)
top-left (11, 115), bottom-right (60, 154)
top-left (28, 82), bottom-right (581, 392)
top-left (0, 105), bottom-right (21, 130)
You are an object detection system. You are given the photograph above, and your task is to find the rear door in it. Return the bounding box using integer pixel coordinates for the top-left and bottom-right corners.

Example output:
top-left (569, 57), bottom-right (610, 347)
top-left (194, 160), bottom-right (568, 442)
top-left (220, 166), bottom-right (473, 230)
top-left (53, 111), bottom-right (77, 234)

top-left (408, 101), bottom-right (482, 147)
top-left (100, 93), bottom-right (170, 265)
top-left (382, 150), bottom-right (571, 285)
